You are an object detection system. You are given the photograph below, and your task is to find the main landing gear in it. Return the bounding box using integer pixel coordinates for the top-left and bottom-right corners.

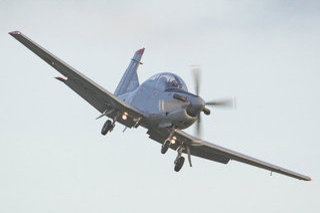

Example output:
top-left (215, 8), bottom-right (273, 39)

top-left (161, 131), bottom-right (191, 172)
top-left (174, 146), bottom-right (185, 172)
top-left (101, 119), bottom-right (115, 135)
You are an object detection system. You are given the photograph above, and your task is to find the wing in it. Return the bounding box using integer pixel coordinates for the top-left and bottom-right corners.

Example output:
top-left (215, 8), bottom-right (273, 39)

top-left (147, 128), bottom-right (230, 164)
top-left (148, 128), bottom-right (311, 181)
top-left (9, 31), bottom-right (146, 128)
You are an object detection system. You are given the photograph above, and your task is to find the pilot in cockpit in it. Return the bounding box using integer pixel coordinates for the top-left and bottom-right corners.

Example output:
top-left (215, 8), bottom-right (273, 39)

top-left (170, 79), bottom-right (179, 88)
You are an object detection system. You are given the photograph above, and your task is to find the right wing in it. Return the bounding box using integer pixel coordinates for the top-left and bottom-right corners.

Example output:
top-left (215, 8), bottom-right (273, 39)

top-left (147, 128), bottom-right (311, 181)
top-left (174, 130), bottom-right (311, 181)
top-left (9, 31), bottom-right (146, 128)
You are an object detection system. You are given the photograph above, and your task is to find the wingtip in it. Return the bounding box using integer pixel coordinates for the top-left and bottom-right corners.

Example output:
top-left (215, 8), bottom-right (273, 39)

top-left (9, 31), bottom-right (21, 35)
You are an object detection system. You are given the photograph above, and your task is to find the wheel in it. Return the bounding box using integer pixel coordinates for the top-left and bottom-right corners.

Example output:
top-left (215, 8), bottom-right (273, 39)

top-left (174, 156), bottom-right (185, 172)
top-left (101, 120), bottom-right (112, 135)
top-left (161, 140), bottom-right (170, 154)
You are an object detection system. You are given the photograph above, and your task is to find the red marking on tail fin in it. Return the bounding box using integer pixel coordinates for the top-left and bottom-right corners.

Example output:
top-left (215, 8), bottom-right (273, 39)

top-left (137, 48), bottom-right (145, 55)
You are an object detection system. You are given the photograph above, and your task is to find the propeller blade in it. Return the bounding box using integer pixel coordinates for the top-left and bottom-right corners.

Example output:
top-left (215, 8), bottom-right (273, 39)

top-left (206, 97), bottom-right (236, 109)
top-left (190, 65), bottom-right (236, 137)
top-left (192, 65), bottom-right (200, 96)
top-left (195, 114), bottom-right (201, 137)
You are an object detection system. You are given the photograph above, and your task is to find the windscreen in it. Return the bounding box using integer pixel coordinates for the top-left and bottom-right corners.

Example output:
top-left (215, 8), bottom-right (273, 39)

top-left (156, 73), bottom-right (188, 91)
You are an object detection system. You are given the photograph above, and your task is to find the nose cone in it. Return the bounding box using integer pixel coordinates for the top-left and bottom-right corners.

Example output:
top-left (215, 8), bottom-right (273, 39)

top-left (193, 96), bottom-right (206, 110)
top-left (186, 96), bottom-right (205, 117)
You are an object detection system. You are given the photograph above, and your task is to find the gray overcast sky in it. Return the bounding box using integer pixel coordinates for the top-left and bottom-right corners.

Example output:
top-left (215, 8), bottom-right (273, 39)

top-left (1, 0), bottom-right (319, 212)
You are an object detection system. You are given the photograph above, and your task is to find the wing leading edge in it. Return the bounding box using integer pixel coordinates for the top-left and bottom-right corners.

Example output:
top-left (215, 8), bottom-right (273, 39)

top-left (173, 130), bottom-right (311, 181)
top-left (9, 31), bottom-right (146, 128)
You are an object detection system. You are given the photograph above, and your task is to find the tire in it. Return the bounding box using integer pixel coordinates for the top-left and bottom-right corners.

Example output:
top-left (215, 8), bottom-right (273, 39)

top-left (174, 156), bottom-right (185, 172)
top-left (161, 140), bottom-right (170, 154)
top-left (101, 120), bottom-right (112, 135)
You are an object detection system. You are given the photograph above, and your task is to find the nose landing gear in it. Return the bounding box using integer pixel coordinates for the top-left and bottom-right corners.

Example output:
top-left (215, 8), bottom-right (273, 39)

top-left (161, 131), bottom-right (176, 154)
top-left (161, 139), bottom-right (170, 154)
top-left (160, 130), bottom-right (192, 172)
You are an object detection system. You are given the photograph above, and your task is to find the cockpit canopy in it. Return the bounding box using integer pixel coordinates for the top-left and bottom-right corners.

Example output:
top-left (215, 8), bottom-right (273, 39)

top-left (145, 72), bottom-right (188, 92)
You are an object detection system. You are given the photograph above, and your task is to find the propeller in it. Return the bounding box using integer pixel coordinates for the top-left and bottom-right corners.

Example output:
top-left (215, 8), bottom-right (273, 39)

top-left (195, 111), bottom-right (201, 137)
top-left (206, 97), bottom-right (236, 108)
top-left (191, 65), bottom-right (236, 137)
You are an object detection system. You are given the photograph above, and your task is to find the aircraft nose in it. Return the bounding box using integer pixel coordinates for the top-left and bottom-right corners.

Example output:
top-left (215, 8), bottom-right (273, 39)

top-left (195, 96), bottom-right (206, 109)
top-left (186, 96), bottom-right (205, 117)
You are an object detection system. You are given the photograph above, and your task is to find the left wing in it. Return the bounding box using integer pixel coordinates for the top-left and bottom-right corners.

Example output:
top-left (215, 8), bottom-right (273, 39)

top-left (9, 31), bottom-right (146, 128)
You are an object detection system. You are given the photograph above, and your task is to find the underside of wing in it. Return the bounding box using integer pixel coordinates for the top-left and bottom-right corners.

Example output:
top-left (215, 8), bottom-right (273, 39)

top-left (9, 31), bottom-right (146, 128)
top-left (147, 128), bottom-right (230, 164)
top-left (173, 130), bottom-right (311, 181)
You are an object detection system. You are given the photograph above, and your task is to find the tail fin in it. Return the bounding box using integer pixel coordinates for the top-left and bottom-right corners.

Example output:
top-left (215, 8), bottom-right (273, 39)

top-left (114, 48), bottom-right (145, 96)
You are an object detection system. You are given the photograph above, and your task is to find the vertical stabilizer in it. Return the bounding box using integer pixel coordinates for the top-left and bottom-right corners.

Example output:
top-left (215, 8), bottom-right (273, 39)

top-left (114, 48), bottom-right (145, 96)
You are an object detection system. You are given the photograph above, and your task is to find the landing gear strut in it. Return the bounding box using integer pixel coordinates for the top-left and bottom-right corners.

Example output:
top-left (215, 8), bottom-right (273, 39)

top-left (101, 120), bottom-right (114, 135)
top-left (160, 129), bottom-right (191, 172)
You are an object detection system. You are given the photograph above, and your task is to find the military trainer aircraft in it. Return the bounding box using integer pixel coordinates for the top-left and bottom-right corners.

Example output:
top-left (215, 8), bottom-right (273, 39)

top-left (9, 31), bottom-right (311, 181)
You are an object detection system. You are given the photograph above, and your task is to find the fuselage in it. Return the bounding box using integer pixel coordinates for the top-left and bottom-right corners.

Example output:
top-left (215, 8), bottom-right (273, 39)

top-left (118, 72), bottom-right (205, 129)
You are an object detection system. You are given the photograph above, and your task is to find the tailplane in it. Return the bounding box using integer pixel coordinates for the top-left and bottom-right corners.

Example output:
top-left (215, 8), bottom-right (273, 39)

top-left (114, 48), bottom-right (145, 96)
